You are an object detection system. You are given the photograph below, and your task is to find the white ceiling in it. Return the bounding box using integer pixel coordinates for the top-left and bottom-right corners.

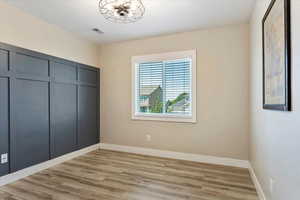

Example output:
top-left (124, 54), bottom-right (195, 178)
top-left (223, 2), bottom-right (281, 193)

top-left (2, 0), bottom-right (256, 44)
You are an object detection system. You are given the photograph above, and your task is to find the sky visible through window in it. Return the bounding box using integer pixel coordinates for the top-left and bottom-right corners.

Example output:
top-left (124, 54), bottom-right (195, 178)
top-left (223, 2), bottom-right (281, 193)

top-left (138, 58), bottom-right (191, 114)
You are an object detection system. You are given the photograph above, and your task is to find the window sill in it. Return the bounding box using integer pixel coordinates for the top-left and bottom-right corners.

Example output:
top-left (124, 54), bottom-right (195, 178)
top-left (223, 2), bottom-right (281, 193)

top-left (132, 113), bottom-right (196, 123)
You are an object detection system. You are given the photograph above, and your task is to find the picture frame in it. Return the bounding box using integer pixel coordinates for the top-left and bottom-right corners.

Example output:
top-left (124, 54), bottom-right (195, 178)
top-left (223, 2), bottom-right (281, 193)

top-left (262, 0), bottom-right (291, 111)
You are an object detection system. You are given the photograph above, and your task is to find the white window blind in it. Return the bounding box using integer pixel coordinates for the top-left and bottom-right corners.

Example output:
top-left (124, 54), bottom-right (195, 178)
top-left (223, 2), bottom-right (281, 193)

top-left (165, 59), bottom-right (191, 115)
top-left (137, 59), bottom-right (192, 115)
top-left (138, 62), bottom-right (163, 113)
top-left (132, 50), bottom-right (196, 123)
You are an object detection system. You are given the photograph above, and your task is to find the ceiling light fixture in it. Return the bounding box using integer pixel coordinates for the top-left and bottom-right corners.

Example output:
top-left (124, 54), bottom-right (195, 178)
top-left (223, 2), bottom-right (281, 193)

top-left (99, 0), bottom-right (145, 23)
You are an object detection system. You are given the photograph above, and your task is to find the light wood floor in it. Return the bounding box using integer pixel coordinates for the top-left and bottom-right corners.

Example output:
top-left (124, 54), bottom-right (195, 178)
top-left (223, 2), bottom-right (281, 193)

top-left (0, 150), bottom-right (258, 200)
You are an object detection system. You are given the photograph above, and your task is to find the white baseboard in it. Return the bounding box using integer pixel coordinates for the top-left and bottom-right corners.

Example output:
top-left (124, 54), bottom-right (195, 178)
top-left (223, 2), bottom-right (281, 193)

top-left (0, 143), bottom-right (100, 186)
top-left (249, 165), bottom-right (266, 200)
top-left (99, 143), bottom-right (250, 169)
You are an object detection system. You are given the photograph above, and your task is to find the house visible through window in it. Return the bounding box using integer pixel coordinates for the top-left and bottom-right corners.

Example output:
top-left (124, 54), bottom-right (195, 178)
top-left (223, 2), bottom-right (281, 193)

top-left (132, 50), bottom-right (196, 123)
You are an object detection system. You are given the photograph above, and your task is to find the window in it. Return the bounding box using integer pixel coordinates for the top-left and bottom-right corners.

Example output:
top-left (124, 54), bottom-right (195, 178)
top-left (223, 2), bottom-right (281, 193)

top-left (132, 50), bottom-right (196, 123)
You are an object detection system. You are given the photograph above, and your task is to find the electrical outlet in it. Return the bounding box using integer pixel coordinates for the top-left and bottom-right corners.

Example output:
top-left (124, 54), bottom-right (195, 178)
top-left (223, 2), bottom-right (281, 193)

top-left (146, 134), bottom-right (151, 141)
top-left (1, 153), bottom-right (8, 164)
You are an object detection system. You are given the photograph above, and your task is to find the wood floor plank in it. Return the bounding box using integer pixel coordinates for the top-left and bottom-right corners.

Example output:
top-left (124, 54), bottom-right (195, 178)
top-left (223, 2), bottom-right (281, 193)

top-left (0, 150), bottom-right (258, 200)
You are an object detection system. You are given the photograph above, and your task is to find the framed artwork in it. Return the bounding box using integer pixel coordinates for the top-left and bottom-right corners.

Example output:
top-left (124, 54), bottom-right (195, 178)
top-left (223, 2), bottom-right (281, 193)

top-left (262, 0), bottom-right (291, 111)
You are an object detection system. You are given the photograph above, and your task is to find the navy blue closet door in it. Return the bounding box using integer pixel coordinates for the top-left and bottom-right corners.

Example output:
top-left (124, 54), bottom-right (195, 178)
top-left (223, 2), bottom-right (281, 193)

top-left (11, 79), bottom-right (50, 172)
top-left (0, 78), bottom-right (9, 176)
top-left (50, 61), bottom-right (77, 158)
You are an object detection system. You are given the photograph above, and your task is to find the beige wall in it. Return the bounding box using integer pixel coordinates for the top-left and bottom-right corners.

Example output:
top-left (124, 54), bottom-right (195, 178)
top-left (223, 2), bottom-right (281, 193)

top-left (250, 0), bottom-right (300, 199)
top-left (99, 24), bottom-right (250, 160)
top-left (0, 1), bottom-right (98, 67)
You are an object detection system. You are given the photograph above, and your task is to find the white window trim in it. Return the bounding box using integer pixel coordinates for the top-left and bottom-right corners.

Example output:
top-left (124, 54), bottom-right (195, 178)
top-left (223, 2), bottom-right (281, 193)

top-left (131, 50), bottom-right (197, 123)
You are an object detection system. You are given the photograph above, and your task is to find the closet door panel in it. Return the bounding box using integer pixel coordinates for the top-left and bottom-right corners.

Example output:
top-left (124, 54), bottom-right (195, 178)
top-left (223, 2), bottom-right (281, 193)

top-left (15, 53), bottom-right (49, 77)
top-left (0, 49), bottom-right (9, 73)
top-left (52, 62), bottom-right (77, 82)
top-left (78, 86), bottom-right (99, 148)
top-left (0, 78), bottom-right (9, 176)
top-left (79, 68), bottom-right (97, 85)
top-left (11, 79), bottom-right (50, 172)
top-left (51, 83), bottom-right (77, 158)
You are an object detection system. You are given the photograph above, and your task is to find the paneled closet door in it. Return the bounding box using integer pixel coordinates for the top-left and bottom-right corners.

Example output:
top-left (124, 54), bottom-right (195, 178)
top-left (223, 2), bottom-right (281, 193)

top-left (78, 66), bottom-right (99, 149)
top-left (50, 61), bottom-right (77, 158)
top-left (0, 49), bottom-right (9, 176)
top-left (10, 52), bottom-right (50, 172)
top-left (0, 78), bottom-right (9, 176)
